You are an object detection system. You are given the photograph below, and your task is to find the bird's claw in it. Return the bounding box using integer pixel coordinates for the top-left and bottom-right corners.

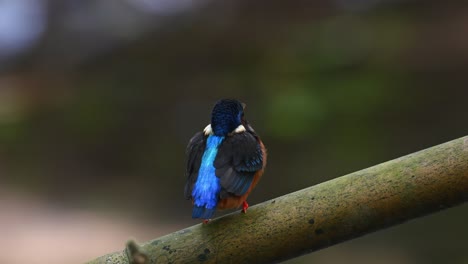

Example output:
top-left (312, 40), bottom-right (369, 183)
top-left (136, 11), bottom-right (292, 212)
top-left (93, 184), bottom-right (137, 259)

top-left (241, 201), bottom-right (249, 214)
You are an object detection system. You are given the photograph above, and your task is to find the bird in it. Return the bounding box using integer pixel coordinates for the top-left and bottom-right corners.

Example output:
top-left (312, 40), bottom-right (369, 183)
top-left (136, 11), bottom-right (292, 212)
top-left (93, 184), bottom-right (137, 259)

top-left (184, 99), bottom-right (267, 222)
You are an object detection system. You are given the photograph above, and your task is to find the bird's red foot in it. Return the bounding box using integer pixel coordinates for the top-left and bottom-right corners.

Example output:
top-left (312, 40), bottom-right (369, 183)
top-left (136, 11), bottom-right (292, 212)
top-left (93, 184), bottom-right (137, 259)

top-left (241, 201), bottom-right (249, 214)
top-left (202, 219), bottom-right (211, 224)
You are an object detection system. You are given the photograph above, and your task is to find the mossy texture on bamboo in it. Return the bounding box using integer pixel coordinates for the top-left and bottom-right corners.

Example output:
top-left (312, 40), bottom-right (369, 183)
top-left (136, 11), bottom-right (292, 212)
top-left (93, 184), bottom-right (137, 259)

top-left (88, 136), bottom-right (468, 264)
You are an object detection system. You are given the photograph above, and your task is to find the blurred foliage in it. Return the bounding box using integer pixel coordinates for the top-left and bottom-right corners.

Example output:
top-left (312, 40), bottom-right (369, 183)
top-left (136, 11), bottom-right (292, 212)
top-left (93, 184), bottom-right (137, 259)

top-left (0, 0), bottom-right (468, 263)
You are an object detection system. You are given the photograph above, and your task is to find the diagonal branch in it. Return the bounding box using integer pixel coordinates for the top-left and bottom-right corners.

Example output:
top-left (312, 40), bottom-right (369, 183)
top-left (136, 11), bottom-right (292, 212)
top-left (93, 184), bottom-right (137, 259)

top-left (88, 136), bottom-right (468, 264)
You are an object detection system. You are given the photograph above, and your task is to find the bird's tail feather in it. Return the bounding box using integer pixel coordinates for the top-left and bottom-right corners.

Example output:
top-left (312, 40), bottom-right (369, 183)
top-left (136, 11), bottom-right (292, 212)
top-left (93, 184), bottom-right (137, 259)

top-left (192, 206), bottom-right (216, 219)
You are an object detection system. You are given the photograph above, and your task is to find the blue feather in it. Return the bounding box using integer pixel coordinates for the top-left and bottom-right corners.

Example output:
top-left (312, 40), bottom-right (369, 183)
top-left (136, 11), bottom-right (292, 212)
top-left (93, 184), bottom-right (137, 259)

top-left (192, 206), bottom-right (204, 218)
top-left (191, 135), bottom-right (224, 218)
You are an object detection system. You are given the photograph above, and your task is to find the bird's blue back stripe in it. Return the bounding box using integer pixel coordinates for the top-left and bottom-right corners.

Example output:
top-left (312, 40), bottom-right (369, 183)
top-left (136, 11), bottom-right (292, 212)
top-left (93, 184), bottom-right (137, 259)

top-left (191, 135), bottom-right (224, 218)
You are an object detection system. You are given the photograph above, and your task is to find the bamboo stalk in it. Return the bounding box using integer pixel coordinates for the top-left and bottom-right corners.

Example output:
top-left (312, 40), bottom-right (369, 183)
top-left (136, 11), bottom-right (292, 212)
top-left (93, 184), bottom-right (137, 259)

top-left (88, 136), bottom-right (468, 264)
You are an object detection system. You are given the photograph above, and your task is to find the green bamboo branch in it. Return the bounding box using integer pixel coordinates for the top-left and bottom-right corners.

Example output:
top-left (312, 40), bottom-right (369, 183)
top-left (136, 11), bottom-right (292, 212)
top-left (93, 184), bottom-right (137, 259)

top-left (88, 136), bottom-right (468, 264)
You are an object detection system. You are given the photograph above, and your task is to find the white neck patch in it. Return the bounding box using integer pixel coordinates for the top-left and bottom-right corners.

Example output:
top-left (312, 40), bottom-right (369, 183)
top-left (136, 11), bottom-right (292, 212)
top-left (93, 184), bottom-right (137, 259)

top-left (203, 124), bottom-right (246, 136)
top-left (203, 124), bottom-right (213, 136)
top-left (233, 124), bottom-right (246, 134)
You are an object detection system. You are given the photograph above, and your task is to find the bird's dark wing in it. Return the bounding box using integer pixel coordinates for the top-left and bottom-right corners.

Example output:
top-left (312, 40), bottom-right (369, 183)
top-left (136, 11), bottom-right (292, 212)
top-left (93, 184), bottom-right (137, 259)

top-left (214, 131), bottom-right (263, 197)
top-left (184, 131), bottom-right (207, 199)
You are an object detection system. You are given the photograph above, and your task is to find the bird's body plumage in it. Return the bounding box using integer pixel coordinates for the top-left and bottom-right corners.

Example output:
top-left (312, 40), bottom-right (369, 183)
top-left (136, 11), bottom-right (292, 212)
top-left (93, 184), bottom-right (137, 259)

top-left (184, 99), bottom-right (267, 220)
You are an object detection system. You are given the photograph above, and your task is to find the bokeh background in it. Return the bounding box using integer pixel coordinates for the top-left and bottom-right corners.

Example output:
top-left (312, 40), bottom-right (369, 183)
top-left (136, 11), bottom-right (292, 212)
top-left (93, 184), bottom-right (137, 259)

top-left (1, 0), bottom-right (467, 263)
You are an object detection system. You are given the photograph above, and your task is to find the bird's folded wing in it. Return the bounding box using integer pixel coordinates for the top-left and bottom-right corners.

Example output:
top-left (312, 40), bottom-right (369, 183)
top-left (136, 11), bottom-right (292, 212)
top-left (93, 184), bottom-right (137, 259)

top-left (184, 131), bottom-right (206, 199)
top-left (214, 132), bottom-right (263, 197)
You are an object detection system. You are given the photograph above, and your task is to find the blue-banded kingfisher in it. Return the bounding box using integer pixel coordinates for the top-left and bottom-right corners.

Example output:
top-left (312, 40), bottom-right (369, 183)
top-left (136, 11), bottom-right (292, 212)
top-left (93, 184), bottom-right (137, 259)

top-left (184, 99), bottom-right (267, 222)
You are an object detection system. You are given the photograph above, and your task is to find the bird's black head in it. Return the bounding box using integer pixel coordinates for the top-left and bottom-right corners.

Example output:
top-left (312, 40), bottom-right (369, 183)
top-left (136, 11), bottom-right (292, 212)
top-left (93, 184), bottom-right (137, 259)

top-left (211, 99), bottom-right (246, 136)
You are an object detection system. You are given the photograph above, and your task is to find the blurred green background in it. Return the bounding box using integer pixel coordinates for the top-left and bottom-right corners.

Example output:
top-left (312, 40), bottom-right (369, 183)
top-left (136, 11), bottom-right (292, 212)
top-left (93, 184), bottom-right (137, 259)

top-left (0, 0), bottom-right (467, 263)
